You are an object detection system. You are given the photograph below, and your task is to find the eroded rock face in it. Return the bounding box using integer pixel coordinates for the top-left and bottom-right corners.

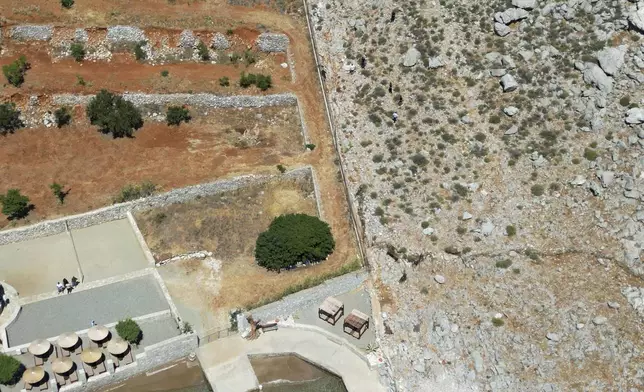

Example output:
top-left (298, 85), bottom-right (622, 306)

top-left (306, 0), bottom-right (644, 389)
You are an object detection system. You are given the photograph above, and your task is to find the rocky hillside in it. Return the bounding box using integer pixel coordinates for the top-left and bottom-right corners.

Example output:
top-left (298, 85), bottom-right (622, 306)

top-left (309, 0), bottom-right (644, 390)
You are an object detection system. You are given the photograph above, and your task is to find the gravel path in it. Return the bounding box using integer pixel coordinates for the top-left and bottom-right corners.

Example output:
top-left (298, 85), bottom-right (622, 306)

top-left (6, 275), bottom-right (169, 346)
top-left (252, 270), bottom-right (368, 321)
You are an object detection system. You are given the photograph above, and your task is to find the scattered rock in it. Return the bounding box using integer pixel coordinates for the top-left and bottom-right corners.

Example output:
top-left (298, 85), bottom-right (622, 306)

top-left (598, 171), bottom-right (615, 188)
top-left (592, 316), bottom-right (607, 325)
top-left (579, 62), bottom-right (613, 93)
top-left (495, 8), bottom-right (530, 25)
top-left (481, 221), bottom-right (495, 236)
top-left (422, 227), bottom-right (435, 236)
top-left (546, 332), bottom-right (561, 342)
top-left (256, 33), bottom-right (289, 52)
top-left (434, 275), bottom-right (446, 284)
top-left (211, 33), bottom-right (231, 50)
top-left (576, 323), bottom-right (585, 330)
top-left (505, 125), bottom-right (519, 135)
top-left (512, 0), bottom-right (537, 10)
top-left (629, 7), bottom-right (644, 33)
top-left (503, 106), bottom-right (519, 116)
top-left (490, 68), bottom-right (507, 77)
top-left (462, 212), bottom-right (473, 220)
top-left (625, 108), bottom-right (644, 125)
top-left (494, 23), bottom-right (512, 37)
top-left (403, 47), bottom-right (421, 67)
top-left (427, 56), bottom-right (446, 69)
top-left (500, 74), bottom-right (519, 92)
top-left (596, 46), bottom-right (626, 76)
top-left (607, 301), bottom-right (620, 310)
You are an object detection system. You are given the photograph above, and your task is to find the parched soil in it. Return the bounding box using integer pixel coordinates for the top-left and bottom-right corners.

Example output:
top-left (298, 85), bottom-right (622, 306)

top-left (0, 105), bottom-right (304, 228)
top-left (1, 0), bottom-right (362, 332)
top-left (136, 176), bottom-right (355, 328)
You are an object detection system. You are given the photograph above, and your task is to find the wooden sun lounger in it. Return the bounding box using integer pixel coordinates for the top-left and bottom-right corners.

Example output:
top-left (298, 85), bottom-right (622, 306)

top-left (318, 297), bottom-right (344, 326)
top-left (93, 361), bottom-right (107, 375)
top-left (69, 371), bottom-right (78, 383)
top-left (34, 355), bottom-right (44, 366)
top-left (25, 382), bottom-right (33, 390)
top-left (39, 381), bottom-right (48, 391)
top-left (55, 373), bottom-right (67, 387)
top-left (121, 350), bottom-right (134, 366)
top-left (112, 354), bottom-right (120, 367)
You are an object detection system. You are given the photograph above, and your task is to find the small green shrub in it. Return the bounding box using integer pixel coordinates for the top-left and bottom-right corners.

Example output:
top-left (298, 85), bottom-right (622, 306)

top-left (243, 49), bottom-right (257, 65)
top-left (584, 148), bottom-right (598, 161)
top-left (219, 76), bottom-right (230, 86)
top-left (420, 287), bottom-right (429, 295)
top-left (531, 184), bottom-right (544, 196)
top-left (239, 72), bottom-right (273, 90)
top-left (410, 153), bottom-right (428, 166)
top-left (492, 317), bottom-right (505, 327)
top-left (0, 103), bottom-right (24, 135)
top-left (444, 245), bottom-right (461, 255)
top-left (161, 70), bottom-right (169, 77)
top-left (0, 354), bottom-right (24, 385)
top-left (2, 56), bottom-right (29, 87)
top-left (196, 40), bottom-right (210, 61)
top-left (61, 0), bottom-right (74, 8)
top-left (277, 164), bottom-right (286, 173)
top-left (255, 74), bottom-right (272, 91)
top-left (0, 189), bottom-right (30, 220)
top-left (619, 96), bottom-right (631, 107)
top-left (506, 225), bottom-right (516, 237)
top-left (496, 259), bottom-right (512, 268)
top-left (113, 181), bottom-right (156, 203)
top-left (70, 43), bottom-right (85, 62)
top-left (54, 106), bottom-right (72, 128)
top-left (166, 106), bottom-right (191, 126)
top-left (456, 226), bottom-right (467, 235)
top-left (134, 41), bottom-right (147, 61)
top-left (489, 114), bottom-right (501, 124)
top-left (305, 143), bottom-right (316, 150)
top-left (116, 318), bottom-right (142, 345)
top-left (50, 182), bottom-right (66, 204)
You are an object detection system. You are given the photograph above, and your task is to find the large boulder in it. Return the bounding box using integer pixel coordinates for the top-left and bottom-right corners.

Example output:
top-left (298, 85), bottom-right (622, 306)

top-left (597, 45), bottom-right (627, 76)
top-left (494, 8), bottom-right (530, 25)
top-left (427, 56), bottom-right (446, 69)
top-left (403, 47), bottom-right (421, 67)
top-left (500, 74), bottom-right (519, 92)
top-left (512, 0), bottom-right (537, 10)
top-left (578, 62), bottom-right (613, 93)
top-left (494, 22), bottom-right (512, 37)
top-left (629, 6), bottom-right (644, 33)
top-left (625, 108), bottom-right (644, 124)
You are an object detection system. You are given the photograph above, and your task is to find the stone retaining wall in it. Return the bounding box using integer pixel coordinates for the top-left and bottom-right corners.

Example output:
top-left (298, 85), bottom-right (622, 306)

top-left (0, 167), bottom-right (316, 246)
top-left (52, 92), bottom-right (297, 108)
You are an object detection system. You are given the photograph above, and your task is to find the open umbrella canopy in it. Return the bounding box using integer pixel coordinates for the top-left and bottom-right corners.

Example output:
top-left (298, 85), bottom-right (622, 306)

top-left (22, 366), bottom-right (45, 384)
top-left (28, 339), bottom-right (51, 356)
top-left (80, 348), bottom-right (103, 364)
top-left (57, 332), bottom-right (79, 349)
top-left (51, 358), bottom-right (74, 374)
top-left (107, 338), bottom-right (129, 356)
top-left (87, 325), bottom-right (109, 341)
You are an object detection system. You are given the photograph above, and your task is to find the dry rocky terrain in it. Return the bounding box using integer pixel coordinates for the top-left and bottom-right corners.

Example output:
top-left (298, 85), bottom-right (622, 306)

top-left (309, 0), bottom-right (644, 390)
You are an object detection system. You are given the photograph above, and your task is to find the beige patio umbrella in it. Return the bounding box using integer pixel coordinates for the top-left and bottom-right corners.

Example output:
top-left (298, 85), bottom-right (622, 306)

top-left (28, 339), bottom-right (52, 356)
top-left (80, 348), bottom-right (103, 364)
top-left (107, 338), bottom-right (129, 356)
top-left (51, 358), bottom-right (74, 374)
top-left (87, 325), bottom-right (109, 342)
top-left (57, 332), bottom-right (80, 349)
top-left (22, 366), bottom-right (45, 385)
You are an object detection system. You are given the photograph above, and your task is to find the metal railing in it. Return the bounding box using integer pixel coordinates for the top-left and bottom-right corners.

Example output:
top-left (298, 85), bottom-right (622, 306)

top-left (197, 327), bottom-right (238, 346)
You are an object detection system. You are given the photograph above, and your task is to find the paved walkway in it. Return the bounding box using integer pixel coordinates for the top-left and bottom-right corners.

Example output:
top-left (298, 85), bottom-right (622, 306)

top-left (197, 328), bottom-right (385, 392)
top-left (6, 275), bottom-right (169, 347)
top-left (252, 271), bottom-right (368, 321)
top-left (0, 219), bottom-right (149, 297)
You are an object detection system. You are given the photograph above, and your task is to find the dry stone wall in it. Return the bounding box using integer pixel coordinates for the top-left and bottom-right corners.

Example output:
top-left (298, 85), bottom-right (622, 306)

top-left (0, 167), bottom-right (316, 246)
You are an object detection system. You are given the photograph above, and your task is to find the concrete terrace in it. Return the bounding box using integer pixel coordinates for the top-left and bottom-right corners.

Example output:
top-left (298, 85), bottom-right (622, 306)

top-left (6, 275), bottom-right (169, 347)
top-left (0, 219), bottom-right (149, 297)
top-left (198, 329), bottom-right (385, 392)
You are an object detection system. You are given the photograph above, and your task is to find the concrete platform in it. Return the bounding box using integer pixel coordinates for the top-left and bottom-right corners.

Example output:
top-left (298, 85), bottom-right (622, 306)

top-left (0, 219), bottom-right (149, 297)
top-left (197, 328), bottom-right (385, 392)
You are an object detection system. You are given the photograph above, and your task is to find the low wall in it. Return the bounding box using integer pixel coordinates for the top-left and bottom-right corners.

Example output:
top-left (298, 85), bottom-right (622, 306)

top-left (0, 167), bottom-right (316, 246)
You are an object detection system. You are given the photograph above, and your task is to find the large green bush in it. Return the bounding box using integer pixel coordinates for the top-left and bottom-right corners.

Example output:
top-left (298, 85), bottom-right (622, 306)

top-left (2, 56), bottom-right (29, 87)
top-left (0, 103), bottom-right (24, 135)
top-left (86, 90), bottom-right (143, 138)
top-left (255, 214), bottom-right (335, 272)
top-left (239, 72), bottom-right (272, 91)
top-left (166, 106), bottom-right (191, 126)
top-left (116, 318), bottom-right (142, 345)
top-left (0, 189), bottom-right (30, 220)
top-left (0, 354), bottom-right (24, 385)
